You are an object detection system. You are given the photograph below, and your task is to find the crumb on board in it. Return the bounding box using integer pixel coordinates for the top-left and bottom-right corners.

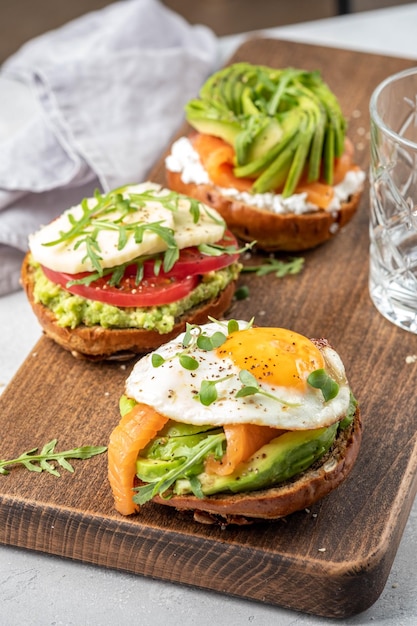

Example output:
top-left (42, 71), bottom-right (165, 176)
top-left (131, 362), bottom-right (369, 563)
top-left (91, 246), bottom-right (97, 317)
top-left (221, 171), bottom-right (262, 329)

top-left (405, 355), bottom-right (417, 364)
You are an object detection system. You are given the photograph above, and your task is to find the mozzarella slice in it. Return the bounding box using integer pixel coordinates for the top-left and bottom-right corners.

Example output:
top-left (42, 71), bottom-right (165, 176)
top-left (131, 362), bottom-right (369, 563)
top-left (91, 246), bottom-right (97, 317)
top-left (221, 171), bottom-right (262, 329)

top-left (172, 198), bottom-right (225, 249)
top-left (29, 182), bottom-right (226, 274)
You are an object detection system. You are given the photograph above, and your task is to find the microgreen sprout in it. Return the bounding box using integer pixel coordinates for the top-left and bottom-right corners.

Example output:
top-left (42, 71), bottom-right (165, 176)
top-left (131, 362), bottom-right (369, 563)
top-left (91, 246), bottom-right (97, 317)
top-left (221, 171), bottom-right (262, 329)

top-left (307, 369), bottom-right (339, 401)
top-left (226, 318), bottom-right (240, 334)
top-left (196, 331), bottom-right (227, 351)
top-left (197, 375), bottom-right (234, 406)
top-left (207, 316), bottom-right (254, 334)
top-left (179, 354), bottom-right (199, 371)
top-left (235, 370), bottom-right (302, 406)
top-left (151, 319), bottom-right (266, 408)
top-left (151, 322), bottom-right (228, 371)
top-left (151, 353), bottom-right (165, 368)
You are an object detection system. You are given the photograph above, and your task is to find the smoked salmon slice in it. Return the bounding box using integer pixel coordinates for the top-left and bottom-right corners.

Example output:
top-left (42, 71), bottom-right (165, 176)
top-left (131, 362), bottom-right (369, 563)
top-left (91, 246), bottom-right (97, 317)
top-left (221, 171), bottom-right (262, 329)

top-left (192, 133), bottom-right (253, 192)
top-left (205, 423), bottom-right (284, 476)
top-left (295, 180), bottom-right (334, 209)
top-left (108, 403), bottom-right (169, 515)
top-left (192, 132), bottom-right (357, 209)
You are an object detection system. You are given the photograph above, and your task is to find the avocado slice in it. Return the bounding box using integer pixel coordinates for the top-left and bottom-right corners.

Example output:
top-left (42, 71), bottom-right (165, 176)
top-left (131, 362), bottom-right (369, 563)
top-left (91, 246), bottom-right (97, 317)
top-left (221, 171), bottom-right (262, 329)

top-left (136, 422), bottom-right (224, 482)
top-left (173, 423), bottom-right (338, 496)
top-left (185, 101), bottom-right (241, 146)
top-left (133, 421), bottom-right (339, 505)
top-left (234, 112), bottom-right (300, 180)
top-left (184, 62), bottom-right (347, 195)
top-left (234, 116), bottom-right (284, 169)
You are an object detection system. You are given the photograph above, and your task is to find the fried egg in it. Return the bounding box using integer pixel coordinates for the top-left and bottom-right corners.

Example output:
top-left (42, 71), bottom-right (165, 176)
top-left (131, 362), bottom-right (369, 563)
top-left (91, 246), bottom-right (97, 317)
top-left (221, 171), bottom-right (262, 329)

top-left (125, 320), bottom-right (351, 430)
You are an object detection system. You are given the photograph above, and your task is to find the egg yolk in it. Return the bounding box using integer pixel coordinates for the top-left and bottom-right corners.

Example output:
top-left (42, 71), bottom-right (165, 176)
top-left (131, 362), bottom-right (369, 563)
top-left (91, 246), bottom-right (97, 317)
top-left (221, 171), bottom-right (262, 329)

top-left (216, 327), bottom-right (325, 391)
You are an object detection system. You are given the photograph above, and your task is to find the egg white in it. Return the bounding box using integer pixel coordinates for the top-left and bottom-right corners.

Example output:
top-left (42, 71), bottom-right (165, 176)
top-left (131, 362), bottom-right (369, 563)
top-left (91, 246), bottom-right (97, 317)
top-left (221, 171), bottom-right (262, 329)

top-left (125, 320), bottom-right (352, 430)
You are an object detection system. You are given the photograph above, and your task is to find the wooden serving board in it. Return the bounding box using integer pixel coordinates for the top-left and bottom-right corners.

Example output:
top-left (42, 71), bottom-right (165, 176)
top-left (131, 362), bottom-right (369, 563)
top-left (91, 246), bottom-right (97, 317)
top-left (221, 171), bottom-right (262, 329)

top-left (2, 39), bottom-right (417, 619)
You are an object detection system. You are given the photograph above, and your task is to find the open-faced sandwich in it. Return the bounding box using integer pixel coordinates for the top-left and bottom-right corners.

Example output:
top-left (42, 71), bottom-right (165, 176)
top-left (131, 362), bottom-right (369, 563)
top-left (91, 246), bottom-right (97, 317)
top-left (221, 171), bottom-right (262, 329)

top-left (165, 63), bottom-right (365, 251)
top-left (21, 182), bottom-right (242, 360)
top-left (108, 319), bottom-right (362, 524)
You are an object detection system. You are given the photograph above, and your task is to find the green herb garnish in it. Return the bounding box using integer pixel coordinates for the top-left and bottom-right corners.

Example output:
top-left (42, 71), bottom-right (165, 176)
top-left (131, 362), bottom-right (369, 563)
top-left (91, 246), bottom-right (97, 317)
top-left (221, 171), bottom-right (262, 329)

top-left (152, 320), bottom-right (234, 370)
top-left (234, 285), bottom-right (250, 300)
top-left (133, 432), bottom-right (225, 504)
top-left (0, 439), bottom-right (107, 477)
top-left (197, 375), bottom-right (234, 406)
top-left (235, 370), bottom-right (301, 407)
top-left (307, 369), bottom-right (339, 401)
top-left (242, 256), bottom-right (304, 277)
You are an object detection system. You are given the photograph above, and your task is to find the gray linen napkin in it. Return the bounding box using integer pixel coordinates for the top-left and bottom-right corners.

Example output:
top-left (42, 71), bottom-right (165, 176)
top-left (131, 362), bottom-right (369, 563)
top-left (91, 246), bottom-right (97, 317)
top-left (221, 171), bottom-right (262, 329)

top-left (0, 0), bottom-right (218, 295)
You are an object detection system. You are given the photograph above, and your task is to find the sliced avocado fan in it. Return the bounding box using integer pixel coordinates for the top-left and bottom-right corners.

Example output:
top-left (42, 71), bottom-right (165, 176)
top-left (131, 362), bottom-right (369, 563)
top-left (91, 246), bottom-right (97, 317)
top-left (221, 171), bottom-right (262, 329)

top-left (185, 63), bottom-right (347, 196)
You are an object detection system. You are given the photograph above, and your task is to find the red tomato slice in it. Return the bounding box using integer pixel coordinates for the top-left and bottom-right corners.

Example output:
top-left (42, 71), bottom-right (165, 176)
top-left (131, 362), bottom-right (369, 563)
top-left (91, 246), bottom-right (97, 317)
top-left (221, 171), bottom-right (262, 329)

top-left (139, 231), bottom-right (240, 280)
top-left (40, 231), bottom-right (239, 308)
top-left (41, 266), bottom-right (199, 307)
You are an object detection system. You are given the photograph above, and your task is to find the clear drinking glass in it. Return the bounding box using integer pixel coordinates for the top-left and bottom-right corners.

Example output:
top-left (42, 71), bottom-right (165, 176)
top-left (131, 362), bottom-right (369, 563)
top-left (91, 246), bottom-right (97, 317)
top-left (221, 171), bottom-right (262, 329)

top-left (369, 67), bottom-right (417, 333)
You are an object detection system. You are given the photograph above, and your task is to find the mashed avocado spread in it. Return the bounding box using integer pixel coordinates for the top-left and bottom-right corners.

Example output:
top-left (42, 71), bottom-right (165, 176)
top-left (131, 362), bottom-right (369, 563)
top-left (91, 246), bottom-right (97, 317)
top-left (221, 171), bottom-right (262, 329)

top-left (31, 259), bottom-right (240, 334)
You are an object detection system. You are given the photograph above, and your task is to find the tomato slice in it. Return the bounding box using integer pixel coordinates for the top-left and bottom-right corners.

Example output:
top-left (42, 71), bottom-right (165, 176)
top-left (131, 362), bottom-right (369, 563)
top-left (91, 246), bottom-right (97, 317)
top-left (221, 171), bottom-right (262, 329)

top-left (40, 231), bottom-right (239, 308)
top-left (41, 266), bottom-right (199, 307)
top-left (139, 231), bottom-right (240, 280)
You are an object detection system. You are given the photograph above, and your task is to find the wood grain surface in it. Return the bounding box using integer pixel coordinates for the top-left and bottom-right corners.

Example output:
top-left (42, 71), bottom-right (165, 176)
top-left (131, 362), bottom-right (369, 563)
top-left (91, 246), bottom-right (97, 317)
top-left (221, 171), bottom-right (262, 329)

top-left (2, 38), bottom-right (417, 619)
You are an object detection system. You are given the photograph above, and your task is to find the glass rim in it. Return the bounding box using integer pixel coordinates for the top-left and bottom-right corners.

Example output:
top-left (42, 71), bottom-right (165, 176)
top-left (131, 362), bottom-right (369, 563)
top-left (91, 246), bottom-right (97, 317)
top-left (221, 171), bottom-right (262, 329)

top-left (370, 66), bottom-right (417, 150)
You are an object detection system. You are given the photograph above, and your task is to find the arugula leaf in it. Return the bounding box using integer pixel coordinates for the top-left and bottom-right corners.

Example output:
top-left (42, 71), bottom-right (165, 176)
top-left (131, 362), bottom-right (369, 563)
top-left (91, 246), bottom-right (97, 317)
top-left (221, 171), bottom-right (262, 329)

top-left (242, 256), bottom-right (304, 278)
top-left (133, 433), bottom-right (225, 504)
top-left (0, 440), bottom-right (107, 477)
top-left (188, 475), bottom-right (205, 499)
